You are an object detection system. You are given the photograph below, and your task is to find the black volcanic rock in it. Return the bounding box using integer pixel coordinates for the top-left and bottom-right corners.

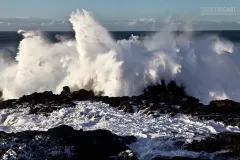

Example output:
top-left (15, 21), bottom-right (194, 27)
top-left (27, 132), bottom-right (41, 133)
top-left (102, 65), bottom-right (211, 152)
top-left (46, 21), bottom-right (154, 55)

top-left (167, 81), bottom-right (186, 97)
top-left (0, 125), bottom-right (138, 160)
top-left (118, 101), bottom-right (135, 113)
top-left (180, 96), bottom-right (200, 114)
top-left (0, 90), bottom-right (3, 102)
top-left (0, 83), bottom-right (240, 160)
top-left (144, 81), bottom-right (186, 98)
top-left (70, 89), bottom-right (95, 101)
top-left (61, 86), bottom-right (71, 95)
top-left (190, 100), bottom-right (240, 127)
top-left (0, 91), bottom-right (74, 115)
top-left (0, 99), bottom-right (16, 109)
top-left (0, 82), bottom-right (240, 128)
top-left (15, 91), bottom-right (72, 105)
top-left (150, 132), bottom-right (240, 160)
top-left (0, 88), bottom-right (94, 115)
top-left (185, 131), bottom-right (240, 159)
top-left (17, 91), bottom-right (74, 115)
top-left (91, 82), bottom-right (240, 128)
top-left (208, 99), bottom-right (240, 114)
top-left (92, 81), bottom-right (188, 114)
top-left (92, 96), bottom-right (131, 108)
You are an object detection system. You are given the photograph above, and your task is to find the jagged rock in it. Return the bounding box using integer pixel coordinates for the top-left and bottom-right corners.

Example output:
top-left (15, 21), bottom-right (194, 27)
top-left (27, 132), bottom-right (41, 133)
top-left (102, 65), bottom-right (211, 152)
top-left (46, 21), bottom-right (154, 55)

top-left (18, 91), bottom-right (74, 114)
top-left (151, 136), bottom-right (240, 160)
top-left (0, 91), bottom-right (74, 114)
top-left (144, 84), bottom-right (167, 96)
top-left (0, 90), bottom-right (3, 102)
top-left (167, 81), bottom-right (186, 97)
top-left (92, 80), bottom-right (188, 115)
top-left (0, 99), bottom-right (16, 109)
top-left (180, 96), bottom-right (200, 114)
top-left (70, 89), bottom-right (94, 101)
top-left (0, 82), bottom-right (240, 160)
top-left (144, 81), bottom-right (186, 98)
top-left (208, 100), bottom-right (240, 114)
top-left (185, 131), bottom-right (240, 159)
top-left (91, 83), bottom-right (240, 128)
top-left (92, 96), bottom-right (131, 108)
top-left (92, 82), bottom-right (193, 117)
top-left (0, 125), bottom-right (138, 160)
top-left (187, 100), bottom-right (240, 127)
top-left (61, 86), bottom-right (71, 95)
top-left (0, 81), bottom-right (240, 128)
top-left (209, 99), bottom-right (240, 108)
top-left (16, 91), bottom-right (72, 105)
top-left (118, 102), bottom-right (135, 113)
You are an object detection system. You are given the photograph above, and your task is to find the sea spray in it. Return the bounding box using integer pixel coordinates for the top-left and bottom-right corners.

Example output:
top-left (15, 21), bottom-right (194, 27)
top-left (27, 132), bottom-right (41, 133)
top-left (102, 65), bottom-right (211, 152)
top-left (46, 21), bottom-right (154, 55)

top-left (0, 9), bottom-right (239, 104)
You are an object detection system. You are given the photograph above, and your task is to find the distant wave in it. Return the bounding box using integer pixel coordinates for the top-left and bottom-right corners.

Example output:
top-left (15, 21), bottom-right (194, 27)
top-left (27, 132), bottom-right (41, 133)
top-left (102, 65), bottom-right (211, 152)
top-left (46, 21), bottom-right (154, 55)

top-left (0, 9), bottom-right (240, 104)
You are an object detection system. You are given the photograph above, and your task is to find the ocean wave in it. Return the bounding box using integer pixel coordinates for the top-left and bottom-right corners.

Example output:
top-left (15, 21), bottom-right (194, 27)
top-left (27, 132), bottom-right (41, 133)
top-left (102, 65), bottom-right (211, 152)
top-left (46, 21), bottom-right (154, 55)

top-left (0, 9), bottom-right (240, 104)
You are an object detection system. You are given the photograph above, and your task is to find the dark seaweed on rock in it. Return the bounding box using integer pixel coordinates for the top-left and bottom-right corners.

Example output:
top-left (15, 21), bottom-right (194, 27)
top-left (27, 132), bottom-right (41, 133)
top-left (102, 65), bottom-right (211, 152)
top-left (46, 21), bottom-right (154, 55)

top-left (0, 125), bottom-right (138, 160)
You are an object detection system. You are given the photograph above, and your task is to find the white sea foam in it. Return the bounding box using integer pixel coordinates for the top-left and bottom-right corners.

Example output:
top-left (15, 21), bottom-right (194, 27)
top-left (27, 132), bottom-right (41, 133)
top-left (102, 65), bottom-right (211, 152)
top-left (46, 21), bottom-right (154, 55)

top-left (0, 10), bottom-right (240, 103)
top-left (0, 101), bottom-right (239, 159)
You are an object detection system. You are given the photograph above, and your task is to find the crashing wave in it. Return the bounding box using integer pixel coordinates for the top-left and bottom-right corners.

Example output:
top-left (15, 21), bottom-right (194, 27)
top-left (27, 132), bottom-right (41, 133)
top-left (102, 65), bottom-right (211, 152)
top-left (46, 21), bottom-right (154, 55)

top-left (0, 9), bottom-right (239, 104)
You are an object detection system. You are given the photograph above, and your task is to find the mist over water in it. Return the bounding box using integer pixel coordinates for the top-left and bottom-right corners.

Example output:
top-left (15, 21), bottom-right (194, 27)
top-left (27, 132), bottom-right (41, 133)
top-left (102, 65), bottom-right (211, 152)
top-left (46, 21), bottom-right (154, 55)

top-left (0, 9), bottom-right (239, 104)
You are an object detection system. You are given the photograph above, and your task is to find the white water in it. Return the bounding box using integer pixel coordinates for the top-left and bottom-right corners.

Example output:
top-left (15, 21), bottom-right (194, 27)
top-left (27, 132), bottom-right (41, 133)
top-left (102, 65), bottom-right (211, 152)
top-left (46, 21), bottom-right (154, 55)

top-left (0, 10), bottom-right (240, 104)
top-left (0, 101), bottom-right (239, 159)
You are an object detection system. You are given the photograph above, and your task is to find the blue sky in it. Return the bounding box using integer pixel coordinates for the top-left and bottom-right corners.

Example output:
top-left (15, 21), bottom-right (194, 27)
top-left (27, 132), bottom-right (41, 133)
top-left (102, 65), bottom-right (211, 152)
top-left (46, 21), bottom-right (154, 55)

top-left (0, 0), bottom-right (239, 31)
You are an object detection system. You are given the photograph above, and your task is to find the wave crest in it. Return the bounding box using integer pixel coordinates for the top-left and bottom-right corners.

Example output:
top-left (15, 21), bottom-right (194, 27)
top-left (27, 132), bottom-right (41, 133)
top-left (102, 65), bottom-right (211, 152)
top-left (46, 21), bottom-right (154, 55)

top-left (0, 9), bottom-right (240, 104)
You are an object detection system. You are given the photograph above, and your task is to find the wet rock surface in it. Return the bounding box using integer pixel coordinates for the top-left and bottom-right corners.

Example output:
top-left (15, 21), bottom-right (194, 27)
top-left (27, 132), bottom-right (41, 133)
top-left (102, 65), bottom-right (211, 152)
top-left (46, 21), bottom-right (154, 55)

top-left (0, 89), bottom-right (94, 115)
top-left (185, 131), bottom-right (240, 159)
top-left (149, 131), bottom-right (240, 160)
top-left (1, 126), bottom-right (239, 160)
top-left (0, 125), bottom-right (138, 160)
top-left (0, 80), bottom-right (240, 127)
top-left (0, 90), bottom-right (3, 102)
top-left (92, 81), bottom-right (240, 128)
top-left (0, 81), bottom-right (240, 159)
top-left (0, 91), bottom-right (74, 115)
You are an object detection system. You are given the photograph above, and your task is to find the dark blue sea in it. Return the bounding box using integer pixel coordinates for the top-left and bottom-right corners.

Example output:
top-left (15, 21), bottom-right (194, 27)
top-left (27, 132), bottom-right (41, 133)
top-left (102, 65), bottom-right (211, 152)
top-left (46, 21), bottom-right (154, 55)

top-left (1, 30), bottom-right (240, 50)
top-left (0, 30), bottom-right (239, 63)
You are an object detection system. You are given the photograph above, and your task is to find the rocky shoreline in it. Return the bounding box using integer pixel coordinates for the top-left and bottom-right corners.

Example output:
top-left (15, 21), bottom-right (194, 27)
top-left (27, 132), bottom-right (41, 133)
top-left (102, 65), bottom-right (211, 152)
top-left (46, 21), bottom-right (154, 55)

top-left (0, 125), bottom-right (137, 160)
top-left (0, 81), bottom-right (240, 159)
top-left (1, 81), bottom-right (239, 127)
top-left (0, 125), bottom-right (239, 160)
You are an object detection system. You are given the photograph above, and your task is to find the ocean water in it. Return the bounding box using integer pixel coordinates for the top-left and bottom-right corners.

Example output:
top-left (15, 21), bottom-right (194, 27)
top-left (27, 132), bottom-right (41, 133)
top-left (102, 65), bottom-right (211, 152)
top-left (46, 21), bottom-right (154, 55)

top-left (0, 10), bottom-right (240, 160)
top-left (1, 30), bottom-right (240, 49)
top-left (1, 10), bottom-right (240, 104)
top-left (0, 101), bottom-right (239, 159)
